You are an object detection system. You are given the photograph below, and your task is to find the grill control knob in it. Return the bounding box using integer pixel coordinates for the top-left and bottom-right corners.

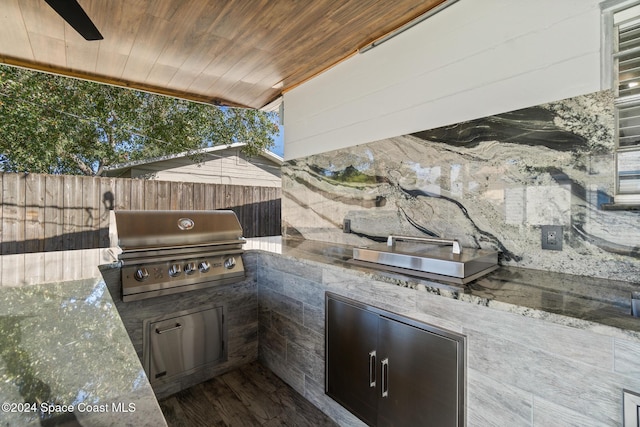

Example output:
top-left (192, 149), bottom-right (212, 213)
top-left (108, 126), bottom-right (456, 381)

top-left (134, 267), bottom-right (149, 282)
top-left (168, 264), bottom-right (182, 277)
top-left (184, 262), bottom-right (197, 275)
top-left (224, 257), bottom-right (236, 270)
top-left (198, 261), bottom-right (211, 273)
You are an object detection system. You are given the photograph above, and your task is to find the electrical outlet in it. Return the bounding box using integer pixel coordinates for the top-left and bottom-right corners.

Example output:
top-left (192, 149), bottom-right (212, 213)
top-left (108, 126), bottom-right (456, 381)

top-left (541, 225), bottom-right (563, 251)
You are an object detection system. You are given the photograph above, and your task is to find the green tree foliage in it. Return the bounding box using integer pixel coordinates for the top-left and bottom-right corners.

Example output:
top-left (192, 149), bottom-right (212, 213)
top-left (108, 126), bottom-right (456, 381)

top-left (0, 65), bottom-right (278, 176)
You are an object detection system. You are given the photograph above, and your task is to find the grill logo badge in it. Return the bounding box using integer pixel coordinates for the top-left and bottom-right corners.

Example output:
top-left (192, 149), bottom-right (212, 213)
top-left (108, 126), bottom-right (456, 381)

top-left (177, 217), bottom-right (195, 230)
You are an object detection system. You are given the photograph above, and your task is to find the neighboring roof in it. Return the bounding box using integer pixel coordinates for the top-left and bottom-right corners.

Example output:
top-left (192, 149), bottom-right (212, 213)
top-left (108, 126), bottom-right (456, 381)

top-left (0, 0), bottom-right (449, 109)
top-left (104, 142), bottom-right (283, 175)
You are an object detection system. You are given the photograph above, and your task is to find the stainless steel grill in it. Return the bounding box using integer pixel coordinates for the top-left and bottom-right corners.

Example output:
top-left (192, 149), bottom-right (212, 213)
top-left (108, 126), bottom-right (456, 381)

top-left (115, 210), bottom-right (246, 302)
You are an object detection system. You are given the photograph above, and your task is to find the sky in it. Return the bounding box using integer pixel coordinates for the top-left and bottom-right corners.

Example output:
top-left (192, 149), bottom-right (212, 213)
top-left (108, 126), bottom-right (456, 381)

top-left (272, 124), bottom-right (284, 157)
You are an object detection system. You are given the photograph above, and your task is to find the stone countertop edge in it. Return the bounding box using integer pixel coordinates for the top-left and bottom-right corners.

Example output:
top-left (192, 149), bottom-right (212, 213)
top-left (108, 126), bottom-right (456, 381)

top-left (250, 238), bottom-right (640, 342)
top-left (0, 275), bottom-right (167, 427)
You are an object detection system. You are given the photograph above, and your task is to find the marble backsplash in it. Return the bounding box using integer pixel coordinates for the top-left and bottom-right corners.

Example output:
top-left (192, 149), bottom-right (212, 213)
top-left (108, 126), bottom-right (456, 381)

top-left (282, 90), bottom-right (640, 282)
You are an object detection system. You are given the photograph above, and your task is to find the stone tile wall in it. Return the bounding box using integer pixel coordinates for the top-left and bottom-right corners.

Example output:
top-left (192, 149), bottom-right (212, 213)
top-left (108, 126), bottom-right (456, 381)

top-left (257, 251), bottom-right (640, 426)
top-left (257, 252), bottom-right (366, 426)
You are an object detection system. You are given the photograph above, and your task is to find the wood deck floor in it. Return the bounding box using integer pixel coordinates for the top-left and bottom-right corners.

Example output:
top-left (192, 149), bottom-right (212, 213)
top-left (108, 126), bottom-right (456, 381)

top-left (158, 362), bottom-right (338, 427)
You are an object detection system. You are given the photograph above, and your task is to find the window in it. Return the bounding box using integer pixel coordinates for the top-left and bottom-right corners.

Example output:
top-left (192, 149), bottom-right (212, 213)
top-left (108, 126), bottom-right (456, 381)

top-left (603, 0), bottom-right (640, 204)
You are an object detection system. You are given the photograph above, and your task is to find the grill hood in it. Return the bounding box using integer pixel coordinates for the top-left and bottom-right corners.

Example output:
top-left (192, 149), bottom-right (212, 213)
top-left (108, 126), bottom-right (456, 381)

top-left (115, 210), bottom-right (244, 251)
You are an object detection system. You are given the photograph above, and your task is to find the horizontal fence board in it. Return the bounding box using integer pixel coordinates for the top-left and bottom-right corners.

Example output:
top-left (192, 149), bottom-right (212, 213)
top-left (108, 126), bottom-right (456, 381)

top-left (0, 172), bottom-right (281, 255)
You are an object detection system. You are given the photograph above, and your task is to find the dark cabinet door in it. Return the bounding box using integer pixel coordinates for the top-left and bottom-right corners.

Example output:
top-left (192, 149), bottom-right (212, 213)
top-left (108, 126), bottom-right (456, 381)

top-left (326, 293), bottom-right (465, 427)
top-left (377, 316), bottom-right (460, 427)
top-left (326, 297), bottom-right (379, 426)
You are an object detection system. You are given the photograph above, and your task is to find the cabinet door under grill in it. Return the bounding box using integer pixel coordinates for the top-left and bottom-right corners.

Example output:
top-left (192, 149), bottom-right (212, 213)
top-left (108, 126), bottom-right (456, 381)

top-left (146, 306), bottom-right (225, 384)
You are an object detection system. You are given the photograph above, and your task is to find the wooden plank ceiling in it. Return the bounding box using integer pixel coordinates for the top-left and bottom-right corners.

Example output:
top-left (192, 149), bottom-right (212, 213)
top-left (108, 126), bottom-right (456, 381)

top-left (0, 0), bottom-right (446, 109)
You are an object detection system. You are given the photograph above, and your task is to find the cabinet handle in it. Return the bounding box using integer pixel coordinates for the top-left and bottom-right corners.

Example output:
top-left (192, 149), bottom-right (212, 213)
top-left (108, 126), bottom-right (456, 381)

top-left (369, 350), bottom-right (376, 387)
top-left (155, 323), bottom-right (182, 334)
top-left (381, 358), bottom-right (389, 398)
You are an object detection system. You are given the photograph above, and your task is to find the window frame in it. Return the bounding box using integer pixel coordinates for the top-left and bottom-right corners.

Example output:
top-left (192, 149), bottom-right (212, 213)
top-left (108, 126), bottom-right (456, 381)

top-left (602, 0), bottom-right (640, 205)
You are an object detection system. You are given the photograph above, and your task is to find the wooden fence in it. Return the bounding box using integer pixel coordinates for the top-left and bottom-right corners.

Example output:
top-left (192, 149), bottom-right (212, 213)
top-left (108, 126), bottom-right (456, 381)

top-left (0, 172), bottom-right (281, 255)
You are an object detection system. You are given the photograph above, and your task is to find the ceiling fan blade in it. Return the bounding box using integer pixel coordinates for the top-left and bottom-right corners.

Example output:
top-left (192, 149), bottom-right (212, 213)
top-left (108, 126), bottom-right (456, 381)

top-left (44, 0), bottom-right (103, 41)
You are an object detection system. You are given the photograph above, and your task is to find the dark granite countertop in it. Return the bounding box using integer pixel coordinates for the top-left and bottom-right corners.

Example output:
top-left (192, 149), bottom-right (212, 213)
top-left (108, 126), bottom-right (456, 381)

top-left (252, 238), bottom-right (640, 340)
top-left (0, 249), bottom-right (166, 427)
